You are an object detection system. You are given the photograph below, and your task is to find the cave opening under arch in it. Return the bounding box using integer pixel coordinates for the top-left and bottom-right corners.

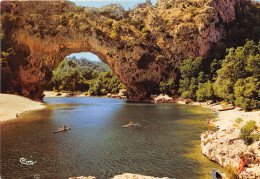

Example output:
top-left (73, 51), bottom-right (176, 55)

top-left (45, 52), bottom-right (126, 97)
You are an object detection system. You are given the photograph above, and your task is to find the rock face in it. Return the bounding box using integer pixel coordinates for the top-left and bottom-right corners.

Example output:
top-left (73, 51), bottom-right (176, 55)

top-left (69, 173), bottom-right (169, 179)
top-left (201, 109), bottom-right (260, 178)
top-left (152, 94), bottom-right (175, 103)
top-left (1, 0), bottom-right (259, 100)
top-left (201, 131), bottom-right (260, 178)
top-left (107, 89), bottom-right (128, 99)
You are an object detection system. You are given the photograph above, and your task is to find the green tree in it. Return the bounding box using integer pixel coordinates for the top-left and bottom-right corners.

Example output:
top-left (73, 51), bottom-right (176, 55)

top-left (197, 71), bottom-right (207, 84)
top-left (210, 59), bottom-right (222, 80)
top-left (180, 57), bottom-right (203, 79)
top-left (234, 77), bottom-right (260, 111)
top-left (214, 78), bottom-right (235, 102)
top-left (88, 71), bottom-right (125, 95)
top-left (89, 79), bottom-right (102, 95)
top-left (214, 40), bottom-right (260, 107)
top-left (64, 69), bottom-right (83, 92)
top-left (179, 57), bottom-right (203, 100)
top-left (159, 78), bottom-right (177, 96)
top-left (246, 54), bottom-right (260, 76)
top-left (196, 81), bottom-right (214, 102)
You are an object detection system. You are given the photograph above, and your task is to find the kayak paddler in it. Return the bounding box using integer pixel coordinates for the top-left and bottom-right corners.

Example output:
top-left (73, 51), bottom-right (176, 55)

top-left (58, 125), bottom-right (67, 130)
top-left (129, 121), bottom-right (133, 126)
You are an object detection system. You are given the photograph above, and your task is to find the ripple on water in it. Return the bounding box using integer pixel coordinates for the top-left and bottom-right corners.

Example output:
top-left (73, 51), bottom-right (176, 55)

top-left (1, 98), bottom-right (222, 178)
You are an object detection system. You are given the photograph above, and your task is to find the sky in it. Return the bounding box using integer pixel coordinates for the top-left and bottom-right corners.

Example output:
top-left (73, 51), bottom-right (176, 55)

top-left (70, 0), bottom-right (157, 9)
top-left (67, 52), bottom-right (101, 61)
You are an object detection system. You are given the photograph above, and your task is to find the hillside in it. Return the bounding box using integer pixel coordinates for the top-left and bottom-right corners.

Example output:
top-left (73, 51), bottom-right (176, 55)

top-left (66, 57), bottom-right (112, 72)
top-left (1, 0), bottom-right (260, 101)
top-left (47, 57), bottom-right (125, 95)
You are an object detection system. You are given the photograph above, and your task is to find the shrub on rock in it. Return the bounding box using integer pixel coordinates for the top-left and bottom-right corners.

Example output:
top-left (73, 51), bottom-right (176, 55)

top-left (239, 120), bottom-right (257, 145)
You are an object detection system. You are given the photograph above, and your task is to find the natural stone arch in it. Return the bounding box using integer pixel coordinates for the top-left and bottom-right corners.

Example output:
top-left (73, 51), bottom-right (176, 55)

top-left (1, 0), bottom-right (249, 100)
top-left (16, 23), bottom-right (165, 100)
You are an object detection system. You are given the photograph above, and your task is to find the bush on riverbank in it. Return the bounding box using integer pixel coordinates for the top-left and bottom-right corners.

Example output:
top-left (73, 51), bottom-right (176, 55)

top-left (239, 120), bottom-right (258, 145)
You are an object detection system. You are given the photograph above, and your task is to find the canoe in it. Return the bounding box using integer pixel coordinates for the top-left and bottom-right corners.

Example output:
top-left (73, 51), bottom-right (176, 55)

top-left (218, 107), bottom-right (235, 111)
top-left (54, 127), bottom-right (71, 133)
top-left (121, 124), bottom-right (140, 128)
top-left (212, 168), bottom-right (223, 179)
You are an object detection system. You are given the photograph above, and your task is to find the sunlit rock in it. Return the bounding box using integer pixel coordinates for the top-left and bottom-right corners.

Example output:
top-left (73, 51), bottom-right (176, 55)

top-left (1, 0), bottom-right (257, 100)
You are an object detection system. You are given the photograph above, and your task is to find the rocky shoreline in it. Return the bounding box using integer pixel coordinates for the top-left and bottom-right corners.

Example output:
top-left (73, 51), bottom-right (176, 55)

top-left (199, 104), bottom-right (260, 178)
top-left (69, 173), bottom-right (169, 179)
top-left (43, 89), bottom-right (128, 99)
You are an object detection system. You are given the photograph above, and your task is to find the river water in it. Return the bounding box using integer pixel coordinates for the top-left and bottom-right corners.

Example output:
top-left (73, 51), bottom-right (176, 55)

top-left (0, 97), bottom-right (221, 179)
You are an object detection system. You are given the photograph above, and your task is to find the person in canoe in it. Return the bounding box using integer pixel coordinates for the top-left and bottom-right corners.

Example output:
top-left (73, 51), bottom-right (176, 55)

top-left (58, 125), bottom-right (67, 130)
top-left (129, 121), bottom-right (134, 126)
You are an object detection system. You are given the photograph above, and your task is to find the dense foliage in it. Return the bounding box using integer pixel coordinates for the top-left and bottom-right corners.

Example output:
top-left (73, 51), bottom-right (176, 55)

top-left (88, 71), bottom-right (125, 96)
top-left (159, 40), bottom-right (260, 111)
top-left (159, 78), bottom-right (177, 96)
top-left (178, 57), bottom-right (211, 100)
top-left (48, 57), bottom-right (125, 95)
top-left (214, 40), bottom-right (260, 110)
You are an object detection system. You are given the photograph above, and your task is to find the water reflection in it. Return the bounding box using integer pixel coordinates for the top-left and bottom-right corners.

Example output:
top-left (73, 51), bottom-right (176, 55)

top-left (1, 97), bottom-right (221, 178)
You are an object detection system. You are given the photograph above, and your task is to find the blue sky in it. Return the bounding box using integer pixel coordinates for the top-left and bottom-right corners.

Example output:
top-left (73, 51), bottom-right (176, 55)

top-left (71, 0), bottom-right (157, 9)
top-left (67, 52), bottom-right (101, 61)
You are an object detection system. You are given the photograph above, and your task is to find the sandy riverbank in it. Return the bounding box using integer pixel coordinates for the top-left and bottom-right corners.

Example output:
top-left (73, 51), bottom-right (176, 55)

top-left (0, 93), bottom-right (46, 122)
top-left (191, 102), bottom-right (260, 178)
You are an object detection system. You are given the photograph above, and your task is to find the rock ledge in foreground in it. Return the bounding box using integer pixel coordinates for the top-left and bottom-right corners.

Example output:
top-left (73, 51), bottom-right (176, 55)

top-left (70, 173), bottom-right (169, 179)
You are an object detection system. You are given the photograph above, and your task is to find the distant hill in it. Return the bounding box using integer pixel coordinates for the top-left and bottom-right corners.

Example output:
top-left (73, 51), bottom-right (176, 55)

top-left (66, 56), bottom-right (112, 73)
top-left (46, 57), bottom-right (124, 95)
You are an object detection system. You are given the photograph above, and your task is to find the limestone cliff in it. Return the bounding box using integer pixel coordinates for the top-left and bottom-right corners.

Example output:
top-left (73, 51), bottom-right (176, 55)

top-left (1, 0), bottom-right (259, 100)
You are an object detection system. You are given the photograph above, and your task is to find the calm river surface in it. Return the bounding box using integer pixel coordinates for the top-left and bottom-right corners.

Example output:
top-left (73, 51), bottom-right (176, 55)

top-left (1, 97), bottom-right (221, 179)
